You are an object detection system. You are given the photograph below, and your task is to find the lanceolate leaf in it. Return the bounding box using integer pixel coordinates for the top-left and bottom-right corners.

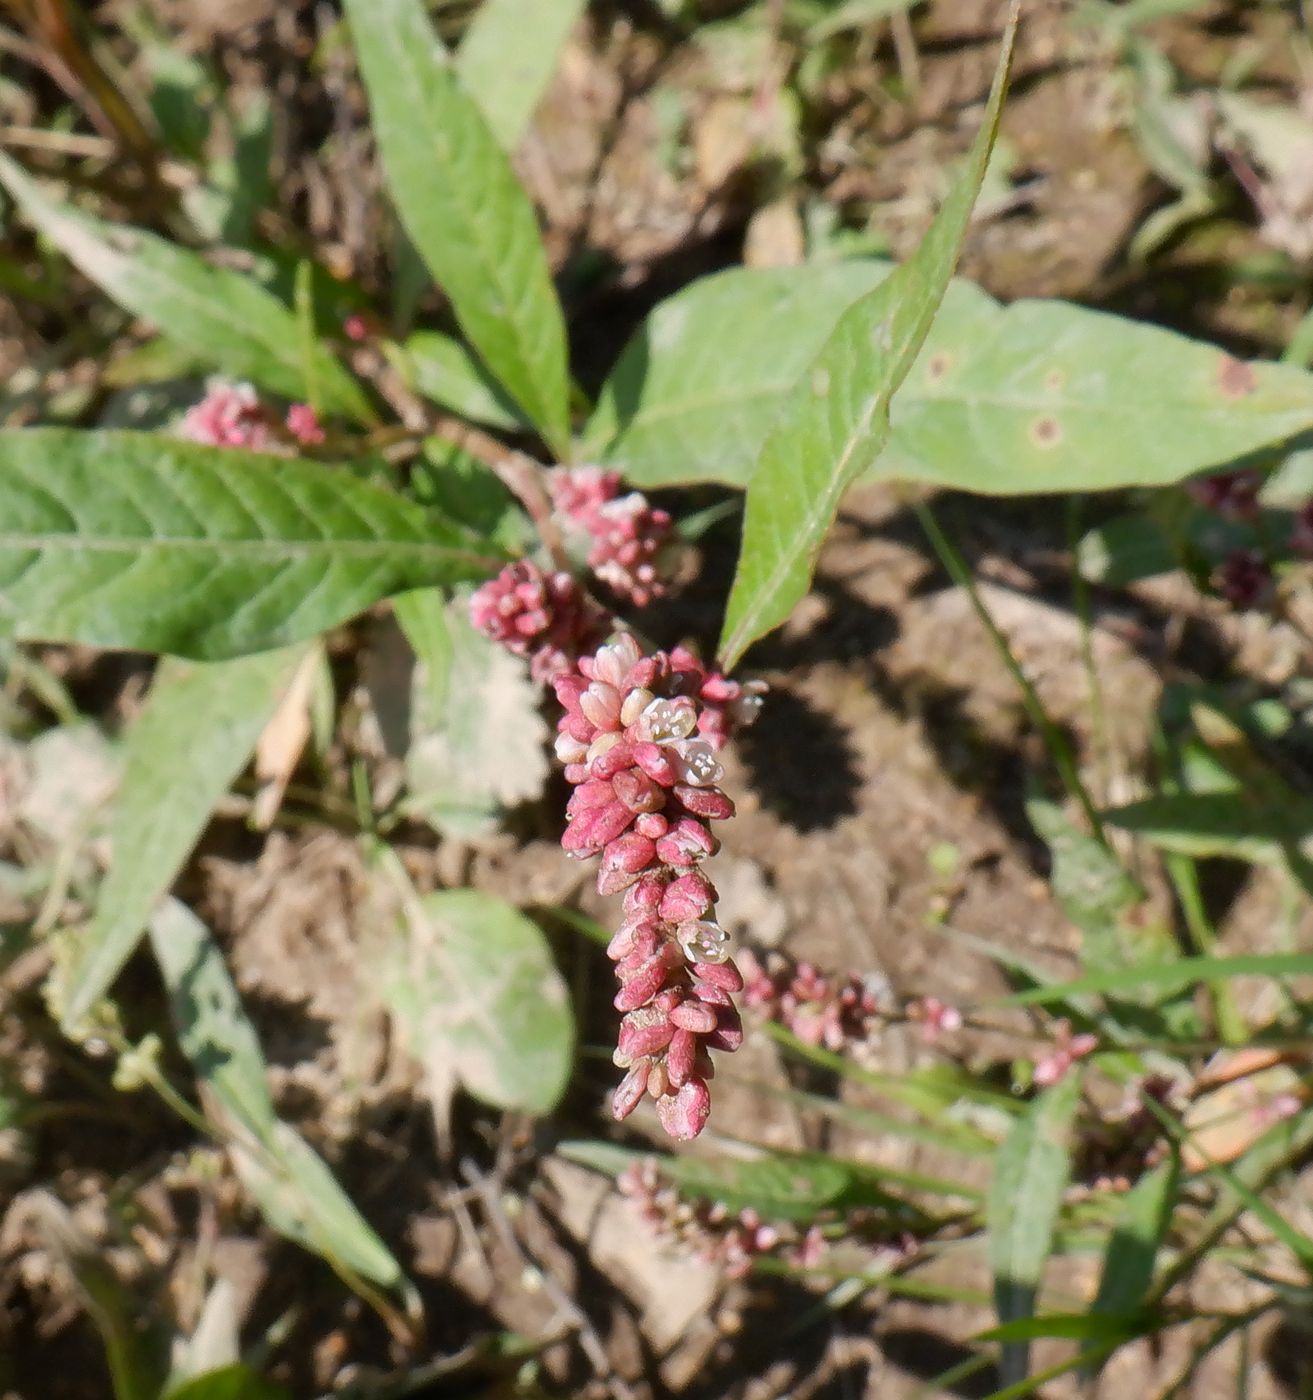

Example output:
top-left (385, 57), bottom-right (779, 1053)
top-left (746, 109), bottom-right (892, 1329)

top-left (1089, 1159), bottom-right (1177, 1339)
top-left (716, 9), bottom-right (1018, 668)
top-left (582, 262), bottom-right (888, 485)
top-left (148, 899), bottom-right (405, 1289)
top-left (392, 330), bottom-right (526, 431)
top-left (380, 888), bottom-right (573, 1115)
top-left (0, 154), bottom-right (370, 422)
top-left (987, 1074), bottom-right (1081, 1384)
top-left (62, 648), bottom-right (306, 1031)
top-left (456, 0), bottom-right (587, 152)
top-left (589, 266), bottom-right (1313, 494)
top-left (344, 0), bottom-right (571, 454)
top-left (0, 429), bottom-right (504, 659)
top-left (559, 1141), bottom-right (913, 1223)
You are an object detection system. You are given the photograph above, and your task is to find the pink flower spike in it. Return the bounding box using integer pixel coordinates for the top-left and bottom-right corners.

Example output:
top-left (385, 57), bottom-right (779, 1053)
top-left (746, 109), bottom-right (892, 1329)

top-left (285, 402), bottom-right (326, 445)
top-left (181, 381), bottom-right (275, 450)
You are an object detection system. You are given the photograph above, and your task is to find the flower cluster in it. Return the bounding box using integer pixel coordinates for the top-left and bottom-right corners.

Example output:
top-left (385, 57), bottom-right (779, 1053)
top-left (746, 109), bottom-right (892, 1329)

top-left (1187, 468), bottom-right (1262, 521)
top-left (549, 466), bottom-right (677, 607)
top-left (181, 382), bottom-right (328, 451)
top-left (1186, 468), bottom-right (1313, 610)
top-left (618, 1158), bottom-right (825, 1277)
top-left (1214, 548), bottom-right (1274, 611)
top-left (555, 633), bottom-right (748, 1139)
top-left (1032, 1018), bottom-right (1099, 1088)
top-left (737, 949), bottom-right (887, 1053)
top-left (468, 562), bottom-right (608, 682)
top-left (181, 382), bottom-right (274, 450)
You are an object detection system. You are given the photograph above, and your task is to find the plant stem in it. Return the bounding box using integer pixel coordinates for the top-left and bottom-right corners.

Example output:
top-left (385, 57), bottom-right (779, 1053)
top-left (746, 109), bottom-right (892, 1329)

top-left (913, 500), bottom-right (1107, 844)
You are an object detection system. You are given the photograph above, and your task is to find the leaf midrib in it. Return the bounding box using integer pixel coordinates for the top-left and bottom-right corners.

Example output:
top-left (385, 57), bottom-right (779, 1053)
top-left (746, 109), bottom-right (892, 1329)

top-left (0, 531), bottom-right (500, 566)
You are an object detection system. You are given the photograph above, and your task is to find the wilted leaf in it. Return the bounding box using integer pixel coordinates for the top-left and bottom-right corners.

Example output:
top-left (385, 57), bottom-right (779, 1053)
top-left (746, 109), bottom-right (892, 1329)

top-left (0, 429), bottom-right (504, 660)
top-left (396, 590), bottom-right (549, 836)
top-left (62, 648), bottom-right (305, 1031)
top-left (148, 899), bottom-right (405, 1289)
top-left (1182, 1056), bottom-right (1307, 1172)
top-left (344, 0), bottom-right (571, 453)
top-left (0, 154), bottom-right (369, 421)
top-left (716, 10), bottom-right (1017, 668)
top-left (252, 645), bottom-right (324, 830)
top-left (379, 888), bottom-right (573, 1116)
top-left (456, 0), bottom-right (587, 151)
top-left (987, 1074), bottom-right (1081, 1384)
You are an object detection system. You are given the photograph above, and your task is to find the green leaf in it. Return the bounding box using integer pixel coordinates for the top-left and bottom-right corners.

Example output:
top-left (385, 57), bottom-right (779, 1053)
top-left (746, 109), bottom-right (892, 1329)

top-left (164, 1366), bottom-right (291, 1400)
top-left (1088, 1159), bottom-right (1177, 1347)
top-left (717, 12), bottom-right (1018, 667)
top-left (997, 951), bottom-right (1313, 1008)
top-left (590, 272), bottom-right (1313, 497)
top-left (391, 331), bottom-right (526, 431)
top-left (379, 888), bottom-right (573, 1115)
top-left (344, 0), bottom-right (571, 454)
top-left (1027, 798), bottom-right (1141, 934)
top-left (148, 899), bottom-right (405, 1289)
top-left (808, 0), bottom-right (919, 41)
top-left (395, 591), bottom-right (549, 837)
top-left (62, 648), bottom-right (305, 1031)
top-left (975, 1312), bottom-right (1147, 1344)
top-left (0, 154), bottom-right (369, 422)
top-left (456, 0), bottom-right (587, 151)
top-left (1102, 791), bottom-right (1313, 865)
top-left (0, 428), bottom-right (504, 660)
top-left (558, 1141), bottom-right (915, 1223)
top-left (987, 1075), bottom-right (1081, 1384)
top-left (582, 262), bottom-right (889, 486)
top-left (1076, 512), bottom-right (1178, 586)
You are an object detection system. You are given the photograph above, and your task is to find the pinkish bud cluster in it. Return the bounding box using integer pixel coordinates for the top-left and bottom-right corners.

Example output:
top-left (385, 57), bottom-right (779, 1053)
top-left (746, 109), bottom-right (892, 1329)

top-left (737, 949), bottom-right (887, 1052)
top-left (285, 403), bottom-right (326, 445)
top-left (549, 466), bottom-right (677, 607)
top-left (618, 1158), bottom-right (825, 1277)
top-left (181, 382), bottom-right (275, 450)
top-left (907, 996), bottom-right (965, 1044)
top-left (555, 634), bottom-right (747, 1140)
top-left (182, 382), bottom-right (327, 453)
top-left (469, 561), bottom-right (609, 683)
top-left (1188, 468), bottom-right (1262, 521)
top-left (667, 646), bottom-right (767, 752)
top-left (1032, 1019), bottom-right (1098, 1088)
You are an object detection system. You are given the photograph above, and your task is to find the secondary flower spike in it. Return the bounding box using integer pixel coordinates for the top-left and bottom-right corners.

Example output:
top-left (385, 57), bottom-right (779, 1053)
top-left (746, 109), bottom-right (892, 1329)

top-left (549, 466), bottom-right (679, 607)
top-left (555, 633), bottom-right (756, 1140)
top-left (469, 561), bottom-right (610, 683)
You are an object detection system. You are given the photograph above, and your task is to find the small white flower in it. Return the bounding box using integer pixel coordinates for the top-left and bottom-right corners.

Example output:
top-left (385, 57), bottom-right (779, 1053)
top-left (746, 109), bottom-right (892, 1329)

top-left (671, 740), bottom-right (723, 788)
top-left (678, 919), bottom-right (731, 964)
top-left (642, 697), bottom-right (697, 744)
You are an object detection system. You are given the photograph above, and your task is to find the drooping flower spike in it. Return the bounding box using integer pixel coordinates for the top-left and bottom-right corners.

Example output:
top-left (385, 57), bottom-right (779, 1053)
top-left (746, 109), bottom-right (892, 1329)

top-left (554, 632), bottom-right (756, 1139)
